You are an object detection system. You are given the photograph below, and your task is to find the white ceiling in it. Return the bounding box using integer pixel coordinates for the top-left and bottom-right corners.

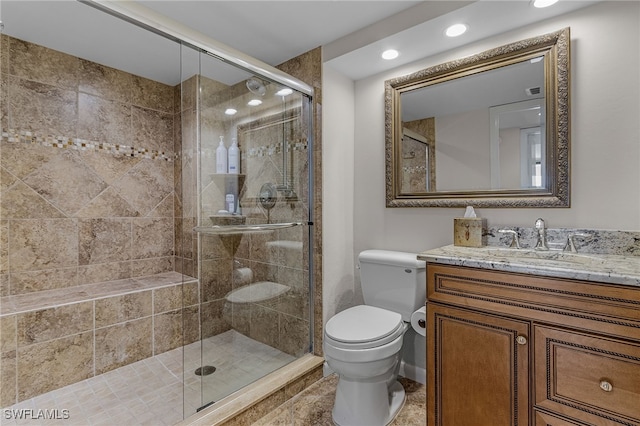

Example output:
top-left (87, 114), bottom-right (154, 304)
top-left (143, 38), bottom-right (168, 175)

top-left (326, 0), bottom-right (598, 80)
top-left (137, 0), bottom-right (425, 68)
top-left (0, 0), bottom-right (598, 85)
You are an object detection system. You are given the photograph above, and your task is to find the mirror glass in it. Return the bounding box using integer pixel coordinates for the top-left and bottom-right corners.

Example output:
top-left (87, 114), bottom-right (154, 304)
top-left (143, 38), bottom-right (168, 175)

top-left (385, 28), bottom-right (570, 207)
top-left (401, 126), bottom-right (436, 193)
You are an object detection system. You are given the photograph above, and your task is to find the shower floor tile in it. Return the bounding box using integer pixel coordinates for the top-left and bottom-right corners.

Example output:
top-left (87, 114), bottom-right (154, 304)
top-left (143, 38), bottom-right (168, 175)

top-left (1, 330), bottom-right (294, 426)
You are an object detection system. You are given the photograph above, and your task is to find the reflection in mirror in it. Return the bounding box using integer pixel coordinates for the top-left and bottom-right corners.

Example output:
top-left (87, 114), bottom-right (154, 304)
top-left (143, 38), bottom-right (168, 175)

top-left (401, 126), bottom-right (436, 193)
top-left (385, 28), bottom-right (570, 208)
top-left (403, 58), bottom-right (544, 192)
top-left (489, 98), bottom-right (545, 190)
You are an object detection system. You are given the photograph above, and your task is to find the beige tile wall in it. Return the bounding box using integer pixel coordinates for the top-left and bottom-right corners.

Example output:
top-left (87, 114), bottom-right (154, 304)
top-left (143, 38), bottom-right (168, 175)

top-left (174, 75), bottom-right (198, 280)
top-left (0, 32), bottom-right (324, 416)
top-left (233, 231), bottom-right (310, 358)
top-left (172, 46), bottom-right (322, 366)
top-left (0, 34), bottom-right (194, 407)
top-left (193, 69), bottom-right (313, 357)
top-left (0, 280), bottom-right (198, 406)
top-left (0, 35), bottom-right (178, 298)
top-left (276, 47), bottom-right (323, 357)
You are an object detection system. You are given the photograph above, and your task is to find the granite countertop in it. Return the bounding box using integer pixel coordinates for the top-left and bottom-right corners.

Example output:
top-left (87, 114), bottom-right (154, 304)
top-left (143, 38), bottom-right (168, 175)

top-left (418, 245), bottom-right (640, 287)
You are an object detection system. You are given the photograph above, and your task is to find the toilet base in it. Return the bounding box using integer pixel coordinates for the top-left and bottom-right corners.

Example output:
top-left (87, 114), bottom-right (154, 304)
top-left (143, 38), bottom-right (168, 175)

top-left (332, 379), bottom-right (406, 426)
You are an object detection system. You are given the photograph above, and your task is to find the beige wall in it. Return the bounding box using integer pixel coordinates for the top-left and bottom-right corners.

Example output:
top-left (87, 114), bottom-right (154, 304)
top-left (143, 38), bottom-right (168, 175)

top-left (321, 65), bottom-right (356, 323)
top-left (499, 126), bottom-right (523, 189)
top-left (435, 108), bottom-right (491, 191)
top-left (323, 1), bottom-right (640, 314)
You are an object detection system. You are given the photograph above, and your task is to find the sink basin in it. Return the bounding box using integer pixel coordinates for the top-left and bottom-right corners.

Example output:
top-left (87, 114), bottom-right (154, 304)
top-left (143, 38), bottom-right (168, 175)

top-left (480, 247), bottom-right (607, 267)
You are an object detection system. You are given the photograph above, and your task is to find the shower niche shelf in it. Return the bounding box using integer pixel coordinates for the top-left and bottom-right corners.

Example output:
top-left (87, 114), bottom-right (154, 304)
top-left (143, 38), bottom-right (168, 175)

top-left (209, 173), bottom-right (246, 193)
top-left (210, 173), bottom-right (246, 216)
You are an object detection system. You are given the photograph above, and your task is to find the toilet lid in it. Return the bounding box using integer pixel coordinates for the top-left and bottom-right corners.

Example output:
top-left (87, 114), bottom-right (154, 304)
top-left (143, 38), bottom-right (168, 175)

top-left (325, 305), bottom-right (403, 344)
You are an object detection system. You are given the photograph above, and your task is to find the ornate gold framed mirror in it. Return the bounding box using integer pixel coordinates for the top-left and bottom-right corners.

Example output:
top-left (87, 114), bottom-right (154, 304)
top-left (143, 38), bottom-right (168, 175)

top-left (385, 28), bottom-right (570, 208)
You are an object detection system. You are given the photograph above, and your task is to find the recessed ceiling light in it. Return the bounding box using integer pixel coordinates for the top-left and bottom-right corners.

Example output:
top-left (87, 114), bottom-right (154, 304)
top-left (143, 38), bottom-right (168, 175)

top-left (276, 88), bottom-right (293, 96)
top-left (445, 23), bottom-right (467, 37)
top-left (381, 49), bottom-right (399, 60)
top-left (532, 0), bottom-right (559, 8)
top-left (248, 99), bottom-right (262, 106)
top-left (225, 108), bottom-right (237, 115)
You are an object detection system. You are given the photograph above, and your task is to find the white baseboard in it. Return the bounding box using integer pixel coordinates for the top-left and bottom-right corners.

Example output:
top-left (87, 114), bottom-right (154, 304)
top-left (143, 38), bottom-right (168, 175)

top-left (399, 361), bottom-right (426, 385)
top-left (323, 361), bottom-right (334, 377)
top-left (323, 360), bottom-right (425, 385)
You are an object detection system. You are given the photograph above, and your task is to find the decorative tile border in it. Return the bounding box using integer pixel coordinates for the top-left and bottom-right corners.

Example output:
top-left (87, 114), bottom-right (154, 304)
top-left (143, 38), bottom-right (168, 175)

top-left (0, 128), bottom-right (307, 163)
top-left (246, 140), bottom-right (308, 159)
top-left (195, 140), bottom-right (308, 160)
top-left (1, 129), bottom-right (174, 161)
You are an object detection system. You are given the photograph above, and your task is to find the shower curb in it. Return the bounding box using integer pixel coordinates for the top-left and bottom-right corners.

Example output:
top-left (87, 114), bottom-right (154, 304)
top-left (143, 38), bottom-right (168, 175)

top-left (177, 354), bottom-right (324, 426)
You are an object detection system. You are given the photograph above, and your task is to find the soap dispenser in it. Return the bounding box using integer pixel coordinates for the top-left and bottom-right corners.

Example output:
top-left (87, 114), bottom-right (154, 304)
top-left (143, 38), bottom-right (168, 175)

top-left (228, 138), bottom-right (240, 174)
top-left (216, 136), bottom-right (227, 174)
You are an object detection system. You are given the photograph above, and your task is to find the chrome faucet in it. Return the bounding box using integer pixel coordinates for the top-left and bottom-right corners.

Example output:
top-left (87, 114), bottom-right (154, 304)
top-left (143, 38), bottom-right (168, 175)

top-left (498, 229), bottom-right (521, 249)
top-left (534, 218), bottom-right (549, 251)
top-left (564, 233), bottom-right (592, 253)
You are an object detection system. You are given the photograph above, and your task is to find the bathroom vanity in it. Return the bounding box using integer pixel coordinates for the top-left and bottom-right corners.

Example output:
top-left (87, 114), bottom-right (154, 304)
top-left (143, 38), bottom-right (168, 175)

top-left (418, 245), bottom-right (640, 426)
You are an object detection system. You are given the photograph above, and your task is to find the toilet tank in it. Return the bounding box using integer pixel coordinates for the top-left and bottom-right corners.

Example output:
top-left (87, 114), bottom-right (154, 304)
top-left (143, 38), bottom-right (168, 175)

top-left (359, 250), bottom-right (426, 322)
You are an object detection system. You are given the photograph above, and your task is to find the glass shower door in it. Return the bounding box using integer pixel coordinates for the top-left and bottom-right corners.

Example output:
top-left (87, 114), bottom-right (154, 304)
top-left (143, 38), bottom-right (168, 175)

top-left (180, 50), bottom-right (313, 415)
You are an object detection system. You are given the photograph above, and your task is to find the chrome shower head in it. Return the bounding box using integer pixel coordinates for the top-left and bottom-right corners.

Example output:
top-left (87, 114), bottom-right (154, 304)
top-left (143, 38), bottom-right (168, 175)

top-left (246, 78), bottom-right (266, 96)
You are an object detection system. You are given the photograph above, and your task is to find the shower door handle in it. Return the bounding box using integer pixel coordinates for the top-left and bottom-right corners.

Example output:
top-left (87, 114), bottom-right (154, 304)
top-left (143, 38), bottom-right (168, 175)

top-left (193, 222), bottom-right (304, 235)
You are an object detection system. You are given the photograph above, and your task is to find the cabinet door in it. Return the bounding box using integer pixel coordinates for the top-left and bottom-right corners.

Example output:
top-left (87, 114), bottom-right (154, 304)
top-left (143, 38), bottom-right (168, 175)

top-left (427, 303), bottom-right (530, 426)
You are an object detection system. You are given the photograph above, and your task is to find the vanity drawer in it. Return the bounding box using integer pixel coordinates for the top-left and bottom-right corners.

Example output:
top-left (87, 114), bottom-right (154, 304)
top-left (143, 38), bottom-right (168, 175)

top-left (535, 410), bottom-right (588, 425)
top-left (427, 264), bottom-right (640, 341)
top-left (534, 325), bottom-right (640, 425)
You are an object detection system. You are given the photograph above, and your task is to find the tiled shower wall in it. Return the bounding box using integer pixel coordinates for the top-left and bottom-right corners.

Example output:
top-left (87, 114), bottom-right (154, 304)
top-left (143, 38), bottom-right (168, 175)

top-left (278, 48), bottom-right (323, 358)
top-left (0, 35), bottom-right (178, 294)
top-left (403, 117), bottom-right (435, 193)
top-left (0, 35), bottom-right (191, 405)
top-left (182, 72), bottom-right (310, 356)
top-left (0, 32), bottom-right (323, 411)
top-left (174, 74), bottom-right (198, 281)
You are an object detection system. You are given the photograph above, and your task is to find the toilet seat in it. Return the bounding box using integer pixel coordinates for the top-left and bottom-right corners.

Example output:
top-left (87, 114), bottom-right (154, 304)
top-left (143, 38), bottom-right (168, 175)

top-left (325, 305), bottom-right (404, 350)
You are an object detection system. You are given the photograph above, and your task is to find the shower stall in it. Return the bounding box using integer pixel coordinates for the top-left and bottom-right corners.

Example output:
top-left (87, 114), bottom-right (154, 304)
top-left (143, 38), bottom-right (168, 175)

top-left (179, 38), bottom-right (315, 417)
top-left (0, 2), bottom-right (317, 424)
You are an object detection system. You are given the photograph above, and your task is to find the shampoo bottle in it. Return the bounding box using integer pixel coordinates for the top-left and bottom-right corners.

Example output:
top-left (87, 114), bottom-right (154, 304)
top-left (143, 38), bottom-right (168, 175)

top-left (216, 136), bottom-right (227, 174)
top-left (228, 138), bottom-right (240, 174)
top-left (225, 194), bottom-right (235, 214)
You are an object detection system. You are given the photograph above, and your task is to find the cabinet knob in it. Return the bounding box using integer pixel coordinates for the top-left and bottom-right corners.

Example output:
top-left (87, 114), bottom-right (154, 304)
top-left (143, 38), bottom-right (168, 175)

top-left (516, 335), bottom-right (527, 345)
top-left (599, 380), bottom-right (613, 392)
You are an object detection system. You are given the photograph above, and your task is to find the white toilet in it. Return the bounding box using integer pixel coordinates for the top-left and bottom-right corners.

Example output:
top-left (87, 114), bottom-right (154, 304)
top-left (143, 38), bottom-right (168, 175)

top-left (323, 250), bottom-right (426, 426)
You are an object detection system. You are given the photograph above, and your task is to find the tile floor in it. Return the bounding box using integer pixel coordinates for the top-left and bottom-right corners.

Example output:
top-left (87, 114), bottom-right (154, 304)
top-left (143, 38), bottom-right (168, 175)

top-left (1, 330), bottom-right (294, 426)
top-left (253, 374), bottom-right (426, 425)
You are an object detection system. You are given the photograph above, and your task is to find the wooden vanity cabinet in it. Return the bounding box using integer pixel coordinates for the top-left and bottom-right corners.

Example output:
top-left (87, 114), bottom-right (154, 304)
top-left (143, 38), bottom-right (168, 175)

top-left (426, 263), bottom-right (640, 426)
